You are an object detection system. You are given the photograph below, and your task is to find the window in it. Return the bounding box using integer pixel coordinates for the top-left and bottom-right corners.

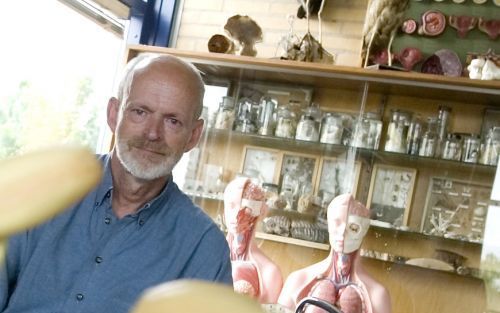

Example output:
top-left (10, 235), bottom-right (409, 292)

top-left (0, 0), bottom-right (125, 158)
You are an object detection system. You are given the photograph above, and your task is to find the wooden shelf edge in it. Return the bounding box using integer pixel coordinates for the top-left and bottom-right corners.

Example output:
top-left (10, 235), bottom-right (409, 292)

top-left (255, 231), bottom-right (330, 251)
top-left (360, 248), bottom-right (482, 279)
top-left (126, 45), bottom-right (500, 95)
top-left (254, 233), bottom-right (482, 278)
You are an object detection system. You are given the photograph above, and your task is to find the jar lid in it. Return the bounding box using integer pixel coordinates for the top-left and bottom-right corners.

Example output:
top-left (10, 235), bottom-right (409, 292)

top-left (323, 112), bottom-right (341, 118)
top-left (438, 105), bottom-right (452, 112)
top-left (300, 114), bottom-right (315, 121)
top-left (447, 133), bottom-right (462, 140)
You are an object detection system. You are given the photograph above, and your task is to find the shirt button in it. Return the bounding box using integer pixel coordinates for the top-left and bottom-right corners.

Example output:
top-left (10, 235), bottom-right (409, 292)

top-left (139, 219), bottom-right (145, 226)
top-left (76, 293), bottom-right (84, 301)
top-left (104, 217), bottom-right (111, 224)
top-left (95, 256), bottom-right (103, 263)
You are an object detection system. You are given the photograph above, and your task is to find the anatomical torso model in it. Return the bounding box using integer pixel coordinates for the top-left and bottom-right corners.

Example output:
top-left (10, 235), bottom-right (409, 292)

top-left (277, 194), bottom-right (391, 313)
top-left (224, 177), bottom-right (284, 304)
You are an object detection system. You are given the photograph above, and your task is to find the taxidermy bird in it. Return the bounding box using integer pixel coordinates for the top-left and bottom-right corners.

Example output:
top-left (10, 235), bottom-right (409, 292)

top-left (297, 0), bottom-right (323, 19)
top-left (361, 0), bottom-right (410, 67)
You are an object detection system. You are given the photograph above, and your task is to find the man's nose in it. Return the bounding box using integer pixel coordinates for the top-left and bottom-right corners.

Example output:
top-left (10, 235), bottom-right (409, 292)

top-left (144, 116), bottom-right (163, 141)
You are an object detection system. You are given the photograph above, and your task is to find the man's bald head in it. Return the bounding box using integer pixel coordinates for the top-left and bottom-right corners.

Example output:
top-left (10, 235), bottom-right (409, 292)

top-left (117, 53), bottom-right (205, 120)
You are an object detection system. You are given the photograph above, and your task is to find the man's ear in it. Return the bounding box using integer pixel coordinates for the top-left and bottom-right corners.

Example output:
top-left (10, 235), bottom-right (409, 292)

top-left (184, 119), bottom-right (205, 152)
top-left (107, 97), bottom-right (120, 132)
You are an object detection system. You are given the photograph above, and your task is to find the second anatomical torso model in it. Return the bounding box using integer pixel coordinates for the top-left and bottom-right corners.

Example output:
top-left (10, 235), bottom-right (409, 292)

top-left (278, 194), bottom-right (391, 313)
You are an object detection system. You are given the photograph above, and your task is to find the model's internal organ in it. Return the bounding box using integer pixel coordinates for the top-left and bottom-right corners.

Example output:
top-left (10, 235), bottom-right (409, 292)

top-left (395, 47), bottom-right (423, 71)
top-left (419, 10), bottom-right (446, 36)
top-left (401, 19), bottom-right (417, 34)
top-left (478, 18), bottom-right (500, 40)
top-left (304, 279), bottom-right (364, 313)
top-left (449, 15), bottom-right (477, 38)
top-left (468, 58), bottom-right (500, 80)
top-left (233, 261), bottom-right (260, 297)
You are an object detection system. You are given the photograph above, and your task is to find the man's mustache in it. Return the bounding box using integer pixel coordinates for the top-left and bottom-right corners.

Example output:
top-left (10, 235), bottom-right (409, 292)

top-left (127, 138), bottom-right (169, 155)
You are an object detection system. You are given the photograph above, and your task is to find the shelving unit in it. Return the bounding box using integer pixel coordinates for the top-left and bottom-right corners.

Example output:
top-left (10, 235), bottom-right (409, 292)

top-left (200, 128), bottom-right (497, 175)
top-left (126, 45), bottom-right (499, 313)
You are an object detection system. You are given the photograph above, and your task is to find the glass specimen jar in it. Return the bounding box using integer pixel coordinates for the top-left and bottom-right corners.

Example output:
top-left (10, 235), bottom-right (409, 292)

top-left (320, 112), bottom-right (344, 144)
top-left (479, 127), bottom-right (500, 166)
top-left (275, 105), bottom-right (296, 139)
top-left (462, 134), bottom-right (480, 163)
top-left (295, 107), bottom-right (320, 142)
top-left (214, 96), bottom-right (235, 130)
top-left (419, 117), bottom-right (439, 157)
top-left (384, 109), bottom-right (412, 153)
top-left (441, 133), bottom-right (462, 161)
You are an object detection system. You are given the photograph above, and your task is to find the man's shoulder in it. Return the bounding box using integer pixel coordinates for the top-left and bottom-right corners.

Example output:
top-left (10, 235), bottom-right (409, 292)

top-left (165, 184), bottom-right (219, 231)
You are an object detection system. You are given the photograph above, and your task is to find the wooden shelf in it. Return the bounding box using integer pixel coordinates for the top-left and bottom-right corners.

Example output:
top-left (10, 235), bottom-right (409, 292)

top-left (368, 223), bottom-right (483, 246)
top-left (126, 45), bottom-right (500, 105)
top-left (359, 248), bottom-right (482, 279)
top-left (204, 128), bottom-right (497, 177)
top-left (255, 231), bottom-right (330, 251)
top-left (255, 233), bottom-right (483, 279)
top-left (185, 190), bottom-right (224, 201)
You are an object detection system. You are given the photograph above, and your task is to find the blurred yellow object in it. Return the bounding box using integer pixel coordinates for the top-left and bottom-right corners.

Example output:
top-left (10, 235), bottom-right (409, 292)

top-left (0, 146), bottom-right (102, 240)
top-left (131, 280), bottom-right (265, 313)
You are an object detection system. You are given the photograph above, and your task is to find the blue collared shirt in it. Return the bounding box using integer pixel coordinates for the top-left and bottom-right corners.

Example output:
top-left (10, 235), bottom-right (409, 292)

top-left (0, 154), bottom-right (232, 313)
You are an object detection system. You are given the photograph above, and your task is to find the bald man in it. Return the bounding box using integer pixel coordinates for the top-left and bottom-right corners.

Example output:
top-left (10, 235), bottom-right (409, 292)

top-left (0, 54), bottom-right (232, 313)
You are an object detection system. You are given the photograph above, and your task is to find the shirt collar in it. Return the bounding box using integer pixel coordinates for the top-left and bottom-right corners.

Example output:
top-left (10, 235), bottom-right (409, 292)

top-left (94, 153), bottom-right (175, 220)
top-left (94, 154), bottom-right (113, 208)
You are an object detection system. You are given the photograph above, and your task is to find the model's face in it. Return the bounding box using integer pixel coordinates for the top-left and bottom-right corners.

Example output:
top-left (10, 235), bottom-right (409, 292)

top-left (109, 65), bottom-right (203, 180)
top-left (329, 211), bottom-right (369, 254)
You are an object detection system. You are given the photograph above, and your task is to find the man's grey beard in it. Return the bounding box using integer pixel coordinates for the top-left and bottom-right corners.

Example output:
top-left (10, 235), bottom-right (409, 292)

top-left (115, 137), bottom-right (181, 181)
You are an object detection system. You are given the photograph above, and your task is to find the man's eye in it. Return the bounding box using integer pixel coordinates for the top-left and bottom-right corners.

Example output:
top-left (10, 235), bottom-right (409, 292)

top-left (127, 108), bottom-right (148, 122)
top-left (165, 118), bottom-right (182, 129)
top-left (132, 109), bottom-right (145, 116)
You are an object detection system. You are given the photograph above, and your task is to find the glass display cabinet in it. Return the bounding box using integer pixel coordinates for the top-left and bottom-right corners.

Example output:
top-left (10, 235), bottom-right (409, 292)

top-left (125, 45), bottom-right (500, 313)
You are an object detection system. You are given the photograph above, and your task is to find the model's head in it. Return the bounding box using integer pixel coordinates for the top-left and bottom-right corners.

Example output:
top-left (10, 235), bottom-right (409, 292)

top-left (327, 194), bottom-right (370, 254)
top-left (224, 177), bottom-right (266, 233)
top-left (107, 54), bottom-right (205, 181)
